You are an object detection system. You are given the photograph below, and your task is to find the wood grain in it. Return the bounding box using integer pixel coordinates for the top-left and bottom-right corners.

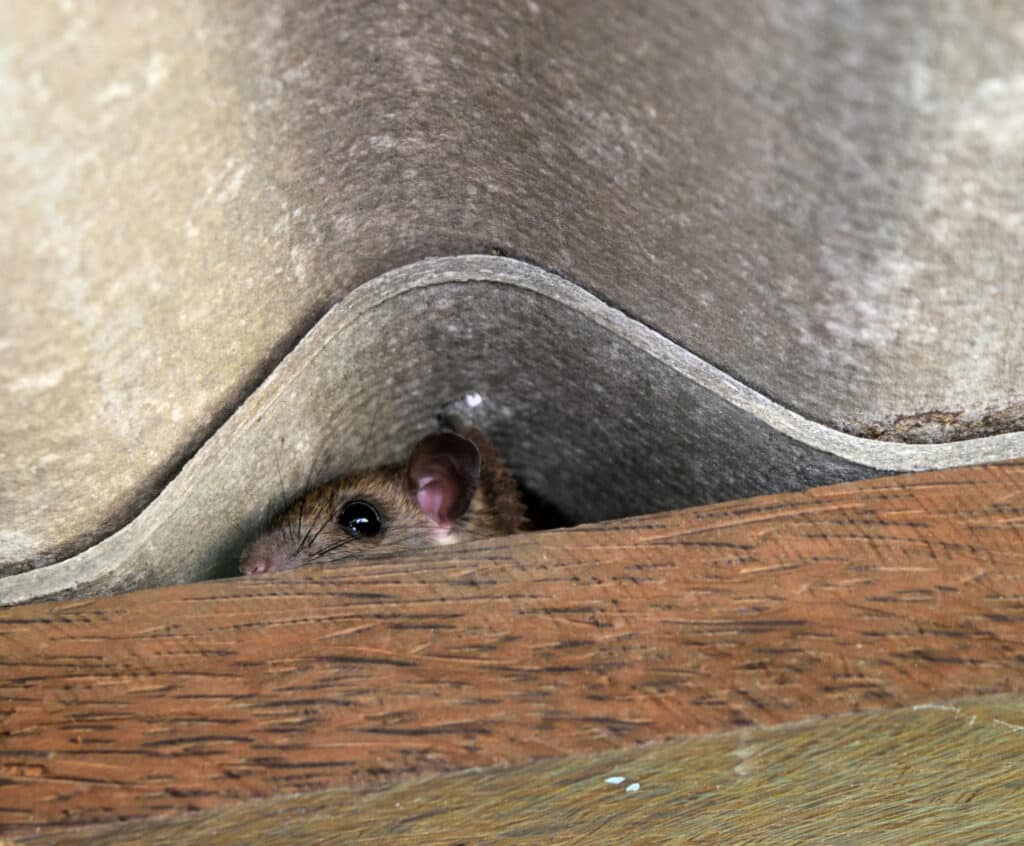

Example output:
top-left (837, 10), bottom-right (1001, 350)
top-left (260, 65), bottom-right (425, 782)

top-left (2, 460), bottom-right (1024, 832)
top-left (14, 695), bottom-right (1024, 845)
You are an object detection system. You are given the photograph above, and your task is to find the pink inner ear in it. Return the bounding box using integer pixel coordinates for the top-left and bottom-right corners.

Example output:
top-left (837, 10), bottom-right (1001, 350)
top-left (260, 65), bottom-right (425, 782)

top-left (405, 432), bottom-right (481, 529)
top-left (414, 474), bottom-right (451, 528)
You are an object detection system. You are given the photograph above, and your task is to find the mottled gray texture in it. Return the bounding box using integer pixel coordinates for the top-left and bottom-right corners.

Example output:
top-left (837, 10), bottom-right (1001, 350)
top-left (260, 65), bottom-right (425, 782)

top-left (4, 257), bottom-right (1024, 606)
top-left (2, 2), bottom-right (1023, 601)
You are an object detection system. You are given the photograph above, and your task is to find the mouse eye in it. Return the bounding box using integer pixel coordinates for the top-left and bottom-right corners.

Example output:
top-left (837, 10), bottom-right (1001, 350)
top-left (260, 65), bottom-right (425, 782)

top-left (338, 500), bottom-right (382, 539)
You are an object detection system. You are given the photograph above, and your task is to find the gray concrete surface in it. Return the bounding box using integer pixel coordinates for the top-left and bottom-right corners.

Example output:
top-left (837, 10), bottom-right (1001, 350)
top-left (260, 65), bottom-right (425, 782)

top-left (2, 2), bottom-right (1022, 603)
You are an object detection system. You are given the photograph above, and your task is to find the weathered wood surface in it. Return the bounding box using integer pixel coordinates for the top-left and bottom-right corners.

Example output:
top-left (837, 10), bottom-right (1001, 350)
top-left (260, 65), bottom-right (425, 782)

top-left (2, 460), bottom-right (1024, 833)
top-left (14, 695), bottom-right (1024, 845)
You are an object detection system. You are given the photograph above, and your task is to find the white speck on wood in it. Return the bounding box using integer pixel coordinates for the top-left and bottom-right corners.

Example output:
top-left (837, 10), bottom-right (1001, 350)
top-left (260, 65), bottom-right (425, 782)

top-left (604, 776), bottom-right (625, 785)
top-left (731, 743), bottom-right (759, 777)
top-left (993, 719), bottom-right (1024, 734)
top-left (912, 703), bottom-right (961, 714)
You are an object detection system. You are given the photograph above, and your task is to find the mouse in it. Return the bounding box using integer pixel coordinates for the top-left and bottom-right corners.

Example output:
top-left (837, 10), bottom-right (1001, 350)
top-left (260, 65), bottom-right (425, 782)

top-left (239, 428), bottom-right (526, 575)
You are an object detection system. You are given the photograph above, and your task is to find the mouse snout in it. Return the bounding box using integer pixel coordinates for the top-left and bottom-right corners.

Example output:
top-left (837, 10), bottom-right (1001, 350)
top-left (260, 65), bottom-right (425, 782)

top-left (239, 538), bottom-right (293, 576)
top-left (239, 551), bottom-right (273, 575)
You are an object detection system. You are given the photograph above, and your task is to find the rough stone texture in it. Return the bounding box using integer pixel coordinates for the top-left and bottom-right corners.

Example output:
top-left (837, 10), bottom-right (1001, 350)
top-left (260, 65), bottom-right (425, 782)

top-left (1, 2), bottom-right (1023, 600)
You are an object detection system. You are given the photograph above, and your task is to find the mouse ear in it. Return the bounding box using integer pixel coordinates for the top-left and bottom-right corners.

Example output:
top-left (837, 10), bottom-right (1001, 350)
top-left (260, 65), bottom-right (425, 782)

top-left (405, 432), bottom-right (481, 529)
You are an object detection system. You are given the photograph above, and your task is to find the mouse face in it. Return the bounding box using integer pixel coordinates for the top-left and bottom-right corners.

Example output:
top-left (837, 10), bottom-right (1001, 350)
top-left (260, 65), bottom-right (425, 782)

top-left (240, 431), bottom-right (518, 575)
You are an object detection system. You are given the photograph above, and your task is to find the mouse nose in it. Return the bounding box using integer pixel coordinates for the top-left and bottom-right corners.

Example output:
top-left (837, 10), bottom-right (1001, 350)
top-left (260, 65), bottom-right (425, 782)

top-left (239, 543), bottom-right (277, 575)
top-left (240, 553), bottom-right (272, 575)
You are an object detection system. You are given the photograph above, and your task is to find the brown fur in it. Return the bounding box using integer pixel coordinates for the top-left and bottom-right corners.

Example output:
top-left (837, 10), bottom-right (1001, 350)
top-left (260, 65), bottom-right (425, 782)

top-left (240, 429), bottom-right (524, 574)
top-left (463, 428), bottom-right (527, 535)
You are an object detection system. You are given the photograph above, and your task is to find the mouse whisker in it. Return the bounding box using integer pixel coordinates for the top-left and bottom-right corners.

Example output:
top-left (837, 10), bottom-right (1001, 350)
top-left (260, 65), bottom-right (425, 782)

top-left (297, 496), bottom-right (325, 551)
top-left (307, 537), bottom-right (355, 560)
top-left (304, 536), bottom-right (344, 560)
top-left (299, 504), bottom-right (337, 554)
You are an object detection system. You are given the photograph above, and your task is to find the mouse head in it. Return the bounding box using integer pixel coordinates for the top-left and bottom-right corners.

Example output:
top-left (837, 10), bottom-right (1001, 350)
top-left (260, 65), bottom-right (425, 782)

top-left (239, 432), bottom-right (482, 575)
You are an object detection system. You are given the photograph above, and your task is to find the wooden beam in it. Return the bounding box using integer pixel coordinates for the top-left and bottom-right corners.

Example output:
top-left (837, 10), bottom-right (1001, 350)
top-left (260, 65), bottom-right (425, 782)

top-left (2, 460), bottom-right (1023, 832)
top-left (12, 695), bottom-right (1024, 845)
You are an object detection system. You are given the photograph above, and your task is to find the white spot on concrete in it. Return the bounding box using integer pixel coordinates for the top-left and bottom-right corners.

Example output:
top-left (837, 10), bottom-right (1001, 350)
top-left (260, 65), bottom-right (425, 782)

top-left (977, 76), bottom-right (1008, 100)
top-left (145, 52), bottom-right (169, 89)
top-left (604, 776), bottom-right (625, 785)
top-left (9, 367), bottom-right (67, 391)
top-left (216, 164), bottom-right (249, 203)
top-left (464, 392), bottom-right (482, 408)
top-left (966, 74), bottom-right (1024, 151)
top-left (95, 81), bottom-right (133, 105)
top-left (290, 245), bottom-right (308, 283)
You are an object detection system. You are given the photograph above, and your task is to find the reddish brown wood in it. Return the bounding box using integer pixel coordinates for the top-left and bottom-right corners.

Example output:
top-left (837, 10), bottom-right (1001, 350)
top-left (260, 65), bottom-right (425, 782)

top-left (2, 460), bottom-right (1024, 832)
top-left (12, 695), bottom-right (1024, 846)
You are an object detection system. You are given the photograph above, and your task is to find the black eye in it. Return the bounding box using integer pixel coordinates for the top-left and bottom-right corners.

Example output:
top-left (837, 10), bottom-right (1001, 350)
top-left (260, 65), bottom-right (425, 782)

top-left (338, 500), bottom-right (382, 539)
